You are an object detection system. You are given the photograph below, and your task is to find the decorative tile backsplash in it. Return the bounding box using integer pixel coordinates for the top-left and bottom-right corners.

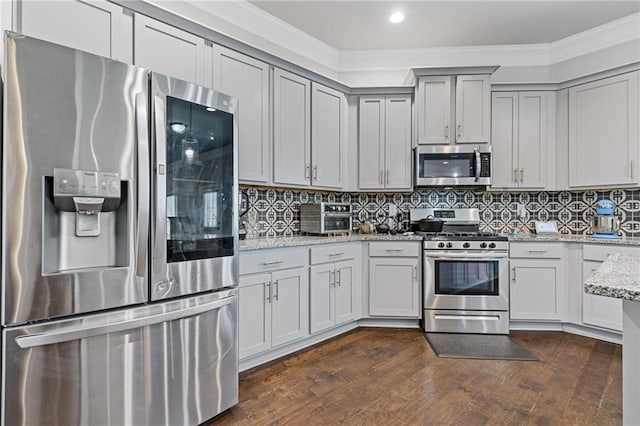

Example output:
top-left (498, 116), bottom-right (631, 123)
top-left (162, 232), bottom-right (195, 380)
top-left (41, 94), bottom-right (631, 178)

top-left (241, 186), bottom-right (640, 238)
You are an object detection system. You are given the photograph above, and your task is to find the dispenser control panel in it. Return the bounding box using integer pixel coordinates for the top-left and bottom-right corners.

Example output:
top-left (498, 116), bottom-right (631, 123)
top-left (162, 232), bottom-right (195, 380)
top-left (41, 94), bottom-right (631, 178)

top-left (54, 168), bottom-right (120, 198)
top-left (53, 168), bottom-right (121, 213)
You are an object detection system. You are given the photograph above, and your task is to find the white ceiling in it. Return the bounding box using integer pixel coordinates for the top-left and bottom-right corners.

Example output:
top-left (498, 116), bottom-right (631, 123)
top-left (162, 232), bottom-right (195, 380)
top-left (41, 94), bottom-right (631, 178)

top-left (247, 1), bottom-right (640, 50)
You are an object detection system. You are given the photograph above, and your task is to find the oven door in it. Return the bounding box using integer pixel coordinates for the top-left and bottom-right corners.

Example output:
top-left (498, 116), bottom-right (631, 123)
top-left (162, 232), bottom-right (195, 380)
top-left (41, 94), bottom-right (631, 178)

top-left (424, 251), bottom-right (509, 311)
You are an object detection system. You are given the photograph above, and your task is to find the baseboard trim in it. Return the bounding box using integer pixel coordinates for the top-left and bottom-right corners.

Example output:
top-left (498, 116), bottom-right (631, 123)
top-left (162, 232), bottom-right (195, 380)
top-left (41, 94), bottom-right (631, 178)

top-left (510, 321), bottom-right (564, 331)
top-left (358, 318), bottom-right (420, 328)
top-left (510, 321), bottom-right (622, 344)
top-left (562, 323), bottom-right (622, 344)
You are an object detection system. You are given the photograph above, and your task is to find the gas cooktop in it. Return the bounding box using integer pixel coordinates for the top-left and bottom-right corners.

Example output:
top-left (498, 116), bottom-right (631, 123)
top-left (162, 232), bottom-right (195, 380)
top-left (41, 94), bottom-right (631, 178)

top-left (415, 231), bottom-right (509, 242)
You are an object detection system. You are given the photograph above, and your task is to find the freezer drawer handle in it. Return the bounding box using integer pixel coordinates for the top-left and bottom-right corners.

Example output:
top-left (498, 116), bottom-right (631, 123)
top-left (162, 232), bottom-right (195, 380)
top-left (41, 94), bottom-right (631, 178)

top-left (14, 296), bottom-right (235, 349)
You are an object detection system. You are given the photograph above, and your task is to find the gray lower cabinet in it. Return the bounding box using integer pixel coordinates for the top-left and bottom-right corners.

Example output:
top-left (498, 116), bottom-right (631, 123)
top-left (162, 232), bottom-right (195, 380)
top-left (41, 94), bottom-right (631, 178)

top-left (368, 242), bottom-right (421, 318)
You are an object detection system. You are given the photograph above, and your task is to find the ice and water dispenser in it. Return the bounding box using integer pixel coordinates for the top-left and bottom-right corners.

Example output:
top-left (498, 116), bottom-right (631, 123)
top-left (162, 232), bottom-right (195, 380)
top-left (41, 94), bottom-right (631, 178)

top-left (42, 168), bottom-right (127, 274)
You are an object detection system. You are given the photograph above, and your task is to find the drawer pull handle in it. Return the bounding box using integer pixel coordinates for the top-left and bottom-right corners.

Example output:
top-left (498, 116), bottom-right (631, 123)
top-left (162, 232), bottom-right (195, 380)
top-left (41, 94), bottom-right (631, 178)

top-left (262, 260), bottom-right (284, 266)
top-left (328, 252), bottom-right (345, 257)
top-left (528, 250), bottom-right (548, 254)
top-left (385, 249), bottom-right (404, 252)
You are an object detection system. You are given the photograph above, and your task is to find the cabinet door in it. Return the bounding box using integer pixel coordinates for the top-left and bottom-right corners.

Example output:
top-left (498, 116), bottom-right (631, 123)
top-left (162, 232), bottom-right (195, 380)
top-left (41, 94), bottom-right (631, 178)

top-left (455, 75), bottom-right (491, 143)
top-left (273, 68), bottom-right (311, 187)
top-left (510, 260), bottom-right (564, 321)
top-left (20, 0), bottom-right (132, 62)
top-left (518, 92), bottom-right (548, 189)
top-left (384, 95), bottom-right (413, 190)
top-left (309, 263), bottom-right (335, 333)
top-left (270, 267), bottom-right (309, 347)
top-left (416, 76), bottom-right (453, 144)
top-left (358, 96), bottom-right (385, 189)
top-left (369, 257), bottom-right (420, 317)
top-left (568, 71), bottom-right (639, 188)
top-left (311, 82), bottom-right (346, 189)
top-left (134, 14), bottom-right (207, 86)
top-left (490, 92), bottom-right (518, 189)
top-left (582, 261), bottom-right (623, 331)
top-left (213, 45), bottom-right (270, 184)
top-left (238, 273), bottom-right (271, 359)
top-left (334, 260), bottom-right (357, 325)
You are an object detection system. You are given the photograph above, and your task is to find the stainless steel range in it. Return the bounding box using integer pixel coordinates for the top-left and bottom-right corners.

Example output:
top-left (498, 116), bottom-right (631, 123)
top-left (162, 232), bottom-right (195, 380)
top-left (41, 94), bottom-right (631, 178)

top-left (410, 208), bottom-right (510, 334)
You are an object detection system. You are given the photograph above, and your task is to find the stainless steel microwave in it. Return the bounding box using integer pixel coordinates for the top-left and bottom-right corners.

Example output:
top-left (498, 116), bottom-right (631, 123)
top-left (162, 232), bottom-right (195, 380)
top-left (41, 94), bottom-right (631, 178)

top-left (415, 145), bottom-right (491, 186)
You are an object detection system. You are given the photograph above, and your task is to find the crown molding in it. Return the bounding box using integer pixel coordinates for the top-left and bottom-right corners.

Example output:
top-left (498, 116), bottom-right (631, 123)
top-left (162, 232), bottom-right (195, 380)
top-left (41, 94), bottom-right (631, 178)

top-left (550, 13), bottom-right (640, 64)
top-left (337, 43), bottom-right (549, 72)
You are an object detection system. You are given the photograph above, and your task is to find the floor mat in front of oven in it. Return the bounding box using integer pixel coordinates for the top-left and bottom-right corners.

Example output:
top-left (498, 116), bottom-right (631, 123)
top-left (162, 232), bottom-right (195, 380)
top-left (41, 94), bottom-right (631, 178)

top-left (425, 333), bottom-right (538, 361)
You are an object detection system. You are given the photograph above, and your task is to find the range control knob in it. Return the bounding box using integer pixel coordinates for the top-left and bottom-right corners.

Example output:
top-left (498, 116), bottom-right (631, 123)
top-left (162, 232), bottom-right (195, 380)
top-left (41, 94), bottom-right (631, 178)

top-left (489, 242), bottom-right (496, 248)
top-left (438, 242), bottom-right (445, 248)
top-left (480, 242), bottom-right (487, 248)
top-left (463, 242), bottom-right (470, 249)
top-left (446, 242), bottom-right (453, 248)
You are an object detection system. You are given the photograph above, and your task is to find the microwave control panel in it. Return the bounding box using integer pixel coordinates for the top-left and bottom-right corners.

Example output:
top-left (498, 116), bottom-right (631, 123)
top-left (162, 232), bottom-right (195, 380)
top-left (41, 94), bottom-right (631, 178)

top-left (479, 153), bottom-right (491, 177)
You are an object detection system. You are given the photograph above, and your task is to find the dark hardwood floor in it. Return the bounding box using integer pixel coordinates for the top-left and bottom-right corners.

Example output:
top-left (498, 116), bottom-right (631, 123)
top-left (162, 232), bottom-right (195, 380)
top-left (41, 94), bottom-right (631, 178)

top-left (211, 328), bottom-right (622, 425)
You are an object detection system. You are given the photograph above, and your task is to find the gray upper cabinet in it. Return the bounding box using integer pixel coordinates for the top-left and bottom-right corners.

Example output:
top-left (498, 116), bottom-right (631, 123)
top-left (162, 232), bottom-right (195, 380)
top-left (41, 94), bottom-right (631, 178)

top-left (568, 71), bottom-right (639, 189)
top-left (491, 91), bottom-right (555, 190)
top-left (359, 95), bottom-right (412, 190)
top-left (416, 75), bottom-right (490, 145)
top-left (455, 75), bottom-right (491, 143)
top-left (311, 82), bottom-right (347, 190)
top-left (213, 45), bottom-right (270, 185)
top-left (416, 76), bottom-right (453, 144)
top-left (272, 68), bottom-right (311, 187)
top-left (19, 0), bottom-right (132, 62)
top-left (134, 14), bottom-right (209, 86)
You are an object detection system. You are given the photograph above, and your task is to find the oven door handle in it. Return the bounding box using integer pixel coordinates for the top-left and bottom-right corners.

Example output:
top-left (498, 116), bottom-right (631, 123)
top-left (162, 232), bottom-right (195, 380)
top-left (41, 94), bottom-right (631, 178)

top-left (426, 251), bottom-right (508, 259)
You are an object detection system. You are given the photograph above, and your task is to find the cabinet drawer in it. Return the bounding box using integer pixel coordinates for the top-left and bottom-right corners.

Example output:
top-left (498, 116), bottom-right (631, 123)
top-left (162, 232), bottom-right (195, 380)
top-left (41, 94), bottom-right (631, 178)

top-left (583, 244), bottom-right (639, 262)
top-left (240, 248), bottom-right (308, 275)
top-left (310, 243), bottom-right (360, 265)
top-left (509, 243), bottom-right (564, 259)
top-left (369, 241), bottom-right (420, 257)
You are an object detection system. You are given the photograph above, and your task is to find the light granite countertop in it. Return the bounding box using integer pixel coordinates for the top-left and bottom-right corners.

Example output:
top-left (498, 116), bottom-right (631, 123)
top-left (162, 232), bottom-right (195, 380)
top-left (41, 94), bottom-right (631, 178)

top-left (506, 233), bottom-right (640, 246)
top-left (240, 233), bottom-right (640, 251)
top-left (239, 233), bottom-right (424, 251)
top-left (584, 254), bottom-right (640, 301)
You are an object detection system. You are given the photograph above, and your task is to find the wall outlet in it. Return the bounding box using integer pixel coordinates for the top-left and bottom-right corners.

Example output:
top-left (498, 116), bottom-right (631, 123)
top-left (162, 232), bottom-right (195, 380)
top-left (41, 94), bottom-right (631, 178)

top-left (516, 203), bottom-right (526, 220)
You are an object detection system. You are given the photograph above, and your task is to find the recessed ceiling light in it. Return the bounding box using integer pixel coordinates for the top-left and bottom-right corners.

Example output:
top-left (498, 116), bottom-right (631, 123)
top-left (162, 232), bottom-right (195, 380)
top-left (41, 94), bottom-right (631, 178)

top-left (390, 12), bottom-right (405, 24)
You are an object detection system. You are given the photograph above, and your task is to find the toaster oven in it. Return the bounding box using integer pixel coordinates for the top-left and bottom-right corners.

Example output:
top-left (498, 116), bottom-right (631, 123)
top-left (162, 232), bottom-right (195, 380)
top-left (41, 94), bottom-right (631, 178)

top-left (300, 203), bottom-right (352, 235)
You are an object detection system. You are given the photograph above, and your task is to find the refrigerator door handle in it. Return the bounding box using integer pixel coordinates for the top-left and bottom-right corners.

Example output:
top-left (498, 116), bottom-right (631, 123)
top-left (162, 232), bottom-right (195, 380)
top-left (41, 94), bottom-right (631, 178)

top-left (135, 93), bottom-right (150, 279)
top-left (151, 95), bottom-right (169, 288)
top-left (14, 295), bottom-right (235, 349)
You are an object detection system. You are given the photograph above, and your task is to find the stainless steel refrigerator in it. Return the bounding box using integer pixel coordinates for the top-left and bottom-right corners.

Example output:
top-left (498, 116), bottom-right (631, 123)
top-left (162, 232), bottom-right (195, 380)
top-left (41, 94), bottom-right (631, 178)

top-left (1, 32), bottom-right (239, 425)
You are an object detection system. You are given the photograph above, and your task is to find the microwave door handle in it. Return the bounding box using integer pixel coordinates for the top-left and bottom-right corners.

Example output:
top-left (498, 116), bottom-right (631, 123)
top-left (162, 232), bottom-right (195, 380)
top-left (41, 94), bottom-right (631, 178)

top-left (474, 148), bottom-right (481, 182)
top-left (135, 93), bottom-right (150, 280)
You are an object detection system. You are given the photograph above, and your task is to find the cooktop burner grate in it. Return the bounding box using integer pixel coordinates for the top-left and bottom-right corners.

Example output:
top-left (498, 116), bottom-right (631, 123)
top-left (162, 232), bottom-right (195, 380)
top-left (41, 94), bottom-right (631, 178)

top-left (415, 231), bottom-right (508, 241)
